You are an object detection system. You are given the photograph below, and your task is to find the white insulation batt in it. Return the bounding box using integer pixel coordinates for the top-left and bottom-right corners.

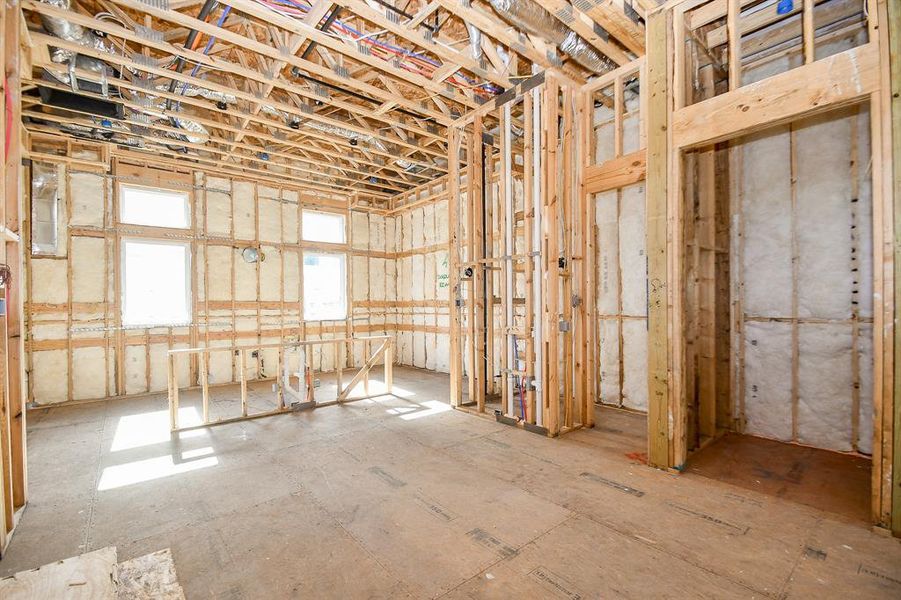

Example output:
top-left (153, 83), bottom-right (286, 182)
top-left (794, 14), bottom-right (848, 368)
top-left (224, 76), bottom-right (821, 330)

top-left (27, 164), bottom-right (393, 405)
top-left (594, 182), bottom-right (648, 411)
top-left (389, 197), bottom-right (451, 374)
top-left (740, 106), bottom-right (873, 454)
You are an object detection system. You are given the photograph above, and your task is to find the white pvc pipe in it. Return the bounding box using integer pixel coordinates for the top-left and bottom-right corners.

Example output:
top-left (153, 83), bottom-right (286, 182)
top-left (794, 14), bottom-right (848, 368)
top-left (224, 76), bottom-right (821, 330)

top-left (503, 104), bottom-right (515, 418)
top-left (531, 86), bottom-right (543, 427)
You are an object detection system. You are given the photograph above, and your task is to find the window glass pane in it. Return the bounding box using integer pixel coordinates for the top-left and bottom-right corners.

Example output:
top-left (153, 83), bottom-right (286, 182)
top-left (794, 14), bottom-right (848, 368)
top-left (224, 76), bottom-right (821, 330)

top-left (303, 253), bottom-right (346, 320)
top-left (302, 211), bottom-right (345, 243)
top-left (121, 185), bottom-right (190, 228)
top-left (122, 240), bottom-right (191, 326)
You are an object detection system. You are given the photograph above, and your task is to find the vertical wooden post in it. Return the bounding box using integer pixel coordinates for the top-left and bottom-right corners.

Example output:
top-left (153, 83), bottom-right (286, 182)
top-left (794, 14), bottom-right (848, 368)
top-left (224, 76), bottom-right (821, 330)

top-left (448, 126), bottom-right (463, 407)
top-left (545, 75), bottom-right (560, 435)
top-left (305, 346), bottom-right (314, 403)
top-left (561, 84), bottom-right (574, 430)
top-left (3, 0), bottom-right (25, 520)
top-left (384, 338), bottom-right (393, 394)
top-left (523, 91), bottom-right (535, 424)
top-left (239, 349), bottom-right (248, 417)
top-left (727, 0), bottom-right (741, 90)
top-left (168, 353), bottom-right (180, 431)
top-left (363, 338), bottom-right (370, 396)
top-left (201, 351), bottom-right (210, 424)
top-left (578, 84), bottom-right (595, 429)
top-left (501, 104), bottom-right (514, 416)
top-left (471, 116), bottom-right (486, 412)
top-left (335, 340), bottom-right (343, 396)
top-left (275, 347), bottom-right (284, 410)
top-left (884, 0), bottom-right (901, 535)
top-left (803, 0), bottom-right (815, 65)
top-left (646, 10), bottom-right (672, 469)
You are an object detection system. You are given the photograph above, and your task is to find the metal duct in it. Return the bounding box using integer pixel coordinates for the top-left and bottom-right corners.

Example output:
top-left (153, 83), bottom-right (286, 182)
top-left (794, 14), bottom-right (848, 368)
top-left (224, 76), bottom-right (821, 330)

top-left (560, 31), bottom-right (614, 73)
top-left (488, 0), bottom-right (614, 73)
top-left (39, 0), bottom-right (115, 63)
top-left (462, 1), bottom-right (483, 61)
top-left (31, 163), bottom-right (59, 255)
top-left (172, 118), bottom-right (209, 144)
top-left (489, 0), bottom-right (566, 45)
top-left (158, 84), bottom-right (237, 105)
top-left (265, 105), bottom-right (378, 145)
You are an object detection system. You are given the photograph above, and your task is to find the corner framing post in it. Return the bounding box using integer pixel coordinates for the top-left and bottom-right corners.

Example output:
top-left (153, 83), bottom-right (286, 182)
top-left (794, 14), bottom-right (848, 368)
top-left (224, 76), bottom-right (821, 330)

top-left (646, 9), bottom-right (673, 469)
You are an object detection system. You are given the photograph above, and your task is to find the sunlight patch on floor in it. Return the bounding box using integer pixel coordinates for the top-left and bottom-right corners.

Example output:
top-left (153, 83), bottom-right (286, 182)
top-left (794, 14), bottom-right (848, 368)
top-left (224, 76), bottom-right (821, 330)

top-left (98, 447), bottom-right (218, 491)
top-left (110, 407), bottom-right (206, 452)
top-left (399, 400), bottom-right (452, 421)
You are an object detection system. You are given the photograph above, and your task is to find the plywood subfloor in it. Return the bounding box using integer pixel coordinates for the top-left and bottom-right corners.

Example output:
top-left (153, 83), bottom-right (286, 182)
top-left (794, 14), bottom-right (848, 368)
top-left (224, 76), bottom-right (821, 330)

top-left (3, 367), bottom-right (900, 598)
top-left (685, 433), bottom-right (872, 523)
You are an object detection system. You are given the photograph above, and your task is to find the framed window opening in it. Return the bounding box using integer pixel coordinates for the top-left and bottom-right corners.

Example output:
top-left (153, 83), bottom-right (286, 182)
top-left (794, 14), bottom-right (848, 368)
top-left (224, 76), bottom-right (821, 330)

top-left (121, 238), bottom-right (192, 327)
top-left (120, 183), bottom-right (191, 229)
top-left (303, 251), bottom-right (347, 321)
top-left (302, 209), bottom-right (346, 244)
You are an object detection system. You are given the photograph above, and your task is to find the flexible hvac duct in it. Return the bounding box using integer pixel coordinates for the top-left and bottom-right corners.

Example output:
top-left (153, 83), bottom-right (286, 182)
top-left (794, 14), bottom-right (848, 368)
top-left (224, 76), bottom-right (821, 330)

top-left (489, 0), bottom-right (565, 44)
top-left (488, 0), bottom-right (614, 73)
top-left (31, 163), bottom-right (59, 254)
top-left (39, 0), bottom-right (115, 62)
top-left (42, 54), bottom-right (111, 88)
top-left (172, 118), bottom-right (209, 144)
top-left (462, 1), bottom-right (483, 61)
top-left (262, 104), bottom-right (378, 145)
top-left (158, 84), bottom-right (237, 105)
top-left (560, 31), bottom-right (614, 73)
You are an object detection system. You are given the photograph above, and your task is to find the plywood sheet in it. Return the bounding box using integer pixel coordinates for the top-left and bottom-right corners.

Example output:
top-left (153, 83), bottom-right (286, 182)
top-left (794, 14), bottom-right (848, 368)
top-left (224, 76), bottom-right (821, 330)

top-left (0, 546), bottom-right (118, 599)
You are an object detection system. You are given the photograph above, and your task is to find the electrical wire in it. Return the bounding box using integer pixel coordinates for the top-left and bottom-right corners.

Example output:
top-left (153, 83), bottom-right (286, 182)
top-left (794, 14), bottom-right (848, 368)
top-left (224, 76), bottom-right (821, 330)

top-left (251, 0), bottom-right (501, 97)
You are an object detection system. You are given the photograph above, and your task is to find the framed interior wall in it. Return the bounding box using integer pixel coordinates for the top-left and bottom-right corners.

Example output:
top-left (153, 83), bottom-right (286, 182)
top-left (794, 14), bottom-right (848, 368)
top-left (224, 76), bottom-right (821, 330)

top-left (447, 72), bottom-right (593, 437)
top-left (644, 0), bottom-right (897, 532)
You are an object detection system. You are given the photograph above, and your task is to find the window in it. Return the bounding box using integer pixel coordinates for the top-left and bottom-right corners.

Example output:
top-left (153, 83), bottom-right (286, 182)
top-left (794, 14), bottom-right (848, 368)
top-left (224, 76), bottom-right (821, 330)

top-left (122, 240), bottom-right (191, 326)
top-left (31, 163), bottom-right (60, 255)
top-left (120, 185), bottom-right (190, 228)
top-left (302, 210), bottom-right (345, 243)
top-left (303, 252), bottom-right (346, 321)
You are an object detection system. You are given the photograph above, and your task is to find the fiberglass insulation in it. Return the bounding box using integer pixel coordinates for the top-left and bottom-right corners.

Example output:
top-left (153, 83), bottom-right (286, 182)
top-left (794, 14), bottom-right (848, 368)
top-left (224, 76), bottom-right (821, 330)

top-left (740, 108), bottom-right (873, 454)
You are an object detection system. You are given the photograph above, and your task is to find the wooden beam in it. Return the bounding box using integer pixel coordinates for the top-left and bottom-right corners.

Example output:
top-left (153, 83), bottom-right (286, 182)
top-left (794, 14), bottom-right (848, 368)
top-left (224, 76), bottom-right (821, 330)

top-left (583, 149), bottom-right (647, 193)
top-left (672, 44), bottom-right (880, 149)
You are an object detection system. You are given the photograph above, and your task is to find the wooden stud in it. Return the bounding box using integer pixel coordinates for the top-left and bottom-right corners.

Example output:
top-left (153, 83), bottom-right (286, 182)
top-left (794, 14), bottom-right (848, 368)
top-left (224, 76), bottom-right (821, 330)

top-left (646, 10), bottom-right (671, 469)
top-left (239, 349), bottom-right (248, 417)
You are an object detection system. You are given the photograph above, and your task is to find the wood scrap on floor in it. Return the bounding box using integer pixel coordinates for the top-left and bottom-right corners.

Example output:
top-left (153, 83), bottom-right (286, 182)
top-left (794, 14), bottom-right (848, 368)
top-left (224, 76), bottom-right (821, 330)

top-left (0, 546), bottom-right (184, 599)
top-left (0, 546), bottom-right (118, 600)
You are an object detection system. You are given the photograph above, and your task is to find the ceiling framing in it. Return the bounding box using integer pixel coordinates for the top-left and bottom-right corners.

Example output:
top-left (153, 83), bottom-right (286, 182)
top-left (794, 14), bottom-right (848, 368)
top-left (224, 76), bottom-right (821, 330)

top-left (20, 0), bottom-right (651, 201)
